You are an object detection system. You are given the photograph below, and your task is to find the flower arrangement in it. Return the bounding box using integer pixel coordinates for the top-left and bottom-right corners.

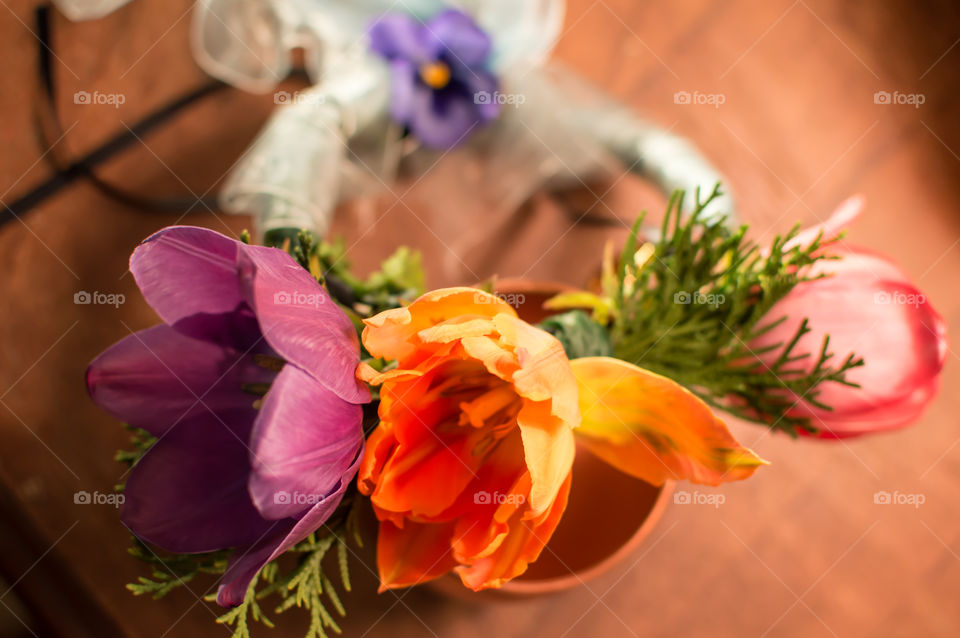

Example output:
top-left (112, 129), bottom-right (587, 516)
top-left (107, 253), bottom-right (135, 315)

top-left (87, 186), bottom-right (946, 638)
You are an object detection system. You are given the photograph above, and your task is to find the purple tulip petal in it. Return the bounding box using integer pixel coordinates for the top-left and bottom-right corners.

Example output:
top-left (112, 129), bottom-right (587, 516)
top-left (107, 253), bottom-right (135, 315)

top-left (130, 227), bottom-right (245, 338)
top-left (369, 14), bottom-right (432, 63)
top-left (121, 411), bottom-right (275, 553)
top-left (168, 304), bottom-right (267, 353)
top-left (86, 325), bottom-right (270, 436)
top-left (410, 88), bottom-right (478, 149)
top-left (217, 452), bottom-right (360, 607)
top-left (237, 244), bottom-right (370, 404)
top-left (425, 9), bottom-right (491, 67)
top-left (247, 365), bottom-right (364, 520)
top-left (90, 223), bottom-right (370, 609)
top-left (216, 535), bottom-right (286, 607)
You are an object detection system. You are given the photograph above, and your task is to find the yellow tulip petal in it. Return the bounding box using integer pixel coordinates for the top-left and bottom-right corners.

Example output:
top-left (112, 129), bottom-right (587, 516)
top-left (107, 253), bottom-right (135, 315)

top-left (570, 357), bottom-right (767, 486)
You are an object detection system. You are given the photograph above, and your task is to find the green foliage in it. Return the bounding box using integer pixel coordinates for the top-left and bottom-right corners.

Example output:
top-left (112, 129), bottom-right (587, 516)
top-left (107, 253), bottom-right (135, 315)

top-left (240, 535), bottom-right (343, 638)
top-left (126, 539), bottom-right (231, 599)
top-left (365, 246), bottom-right (425, 296)
top-left (113, 425), bottom-right (156, 471)
top-left (608, 185), bottom-right (863, 435)
top-left (216, 572), bottom-right (276, 636)
top-left (124, 516), bottom-right (360, 638)
top-left (539, 310), bottom-right (613, 359)
top-left (213, 497), bottom-right (366, 638)
top-left (275, 229), bottom-right (425, 318)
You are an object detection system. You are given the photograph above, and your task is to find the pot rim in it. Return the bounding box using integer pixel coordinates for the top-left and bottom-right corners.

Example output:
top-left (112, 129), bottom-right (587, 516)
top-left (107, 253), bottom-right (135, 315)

top-left (495, 479), bottom-right (675, 596)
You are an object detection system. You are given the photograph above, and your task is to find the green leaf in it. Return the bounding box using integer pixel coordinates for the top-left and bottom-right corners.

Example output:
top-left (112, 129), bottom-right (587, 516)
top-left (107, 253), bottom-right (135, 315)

top-left (370, 246), bottom-right (426, 295)
top-left (539, 310), bottom-right (614, 359)
top-left (610, 184), bottom-right (862, 435)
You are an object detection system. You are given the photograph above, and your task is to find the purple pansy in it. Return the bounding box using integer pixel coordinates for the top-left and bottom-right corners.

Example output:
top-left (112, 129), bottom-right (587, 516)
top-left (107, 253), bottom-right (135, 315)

top-left (369, 8), bottom-right (500, 149)
top-left (86, 226), bottom-right (370, 607)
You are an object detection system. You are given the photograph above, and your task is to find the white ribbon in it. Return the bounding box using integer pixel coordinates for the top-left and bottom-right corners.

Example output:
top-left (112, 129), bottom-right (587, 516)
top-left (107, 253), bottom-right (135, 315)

top-left (52, 0), bottom-right (735, 238)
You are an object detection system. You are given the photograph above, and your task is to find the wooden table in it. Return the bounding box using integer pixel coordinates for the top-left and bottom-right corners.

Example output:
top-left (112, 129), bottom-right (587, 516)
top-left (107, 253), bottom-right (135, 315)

top-left (1, 1), bottom-right (958, 636)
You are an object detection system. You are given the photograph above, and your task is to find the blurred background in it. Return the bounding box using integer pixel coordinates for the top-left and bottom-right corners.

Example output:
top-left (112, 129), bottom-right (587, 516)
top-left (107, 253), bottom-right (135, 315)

top-left (1, 0), bottom-right (958, 636)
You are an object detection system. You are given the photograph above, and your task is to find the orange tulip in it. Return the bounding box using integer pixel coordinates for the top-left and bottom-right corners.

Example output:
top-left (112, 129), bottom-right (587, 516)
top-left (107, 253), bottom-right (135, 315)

top-left (358, 287), bottom-right (765, 591)
top-left (357, 288), bottom-right (577, 590)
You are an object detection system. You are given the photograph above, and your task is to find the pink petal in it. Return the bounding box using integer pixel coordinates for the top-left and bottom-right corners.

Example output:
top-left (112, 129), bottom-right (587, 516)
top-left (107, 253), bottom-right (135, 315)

top-left (753, 246), bottom-right (947, 435)
top-left (238, 245), bottom-right (370, 404)
top-left (782, 195), bottom-right (865, 252)
top-left (216, 452), bottom-right (361, 607)
top-left (86, 324), bottom-right (269, 436)
top-left (247, 365), bottom-right (364, 520)
top-left (130, 226), bottom-right (245, 333)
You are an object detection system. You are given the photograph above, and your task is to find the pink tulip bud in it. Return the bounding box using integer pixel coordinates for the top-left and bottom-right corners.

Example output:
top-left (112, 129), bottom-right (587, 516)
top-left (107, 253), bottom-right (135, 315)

top-left (751, 197), bottom-right (947, 438)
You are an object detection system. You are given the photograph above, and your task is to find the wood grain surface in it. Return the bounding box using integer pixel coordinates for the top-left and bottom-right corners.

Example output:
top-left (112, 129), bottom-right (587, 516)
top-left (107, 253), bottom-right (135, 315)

top-left (1, 1), bottom-right (958, 636)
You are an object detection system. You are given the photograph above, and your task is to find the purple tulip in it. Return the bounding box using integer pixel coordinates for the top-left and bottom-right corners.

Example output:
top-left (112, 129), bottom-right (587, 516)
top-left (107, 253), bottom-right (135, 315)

top-left (369, 8), bottom-right (500, 149)
top-left (86, 226), bottom-right (369, 606)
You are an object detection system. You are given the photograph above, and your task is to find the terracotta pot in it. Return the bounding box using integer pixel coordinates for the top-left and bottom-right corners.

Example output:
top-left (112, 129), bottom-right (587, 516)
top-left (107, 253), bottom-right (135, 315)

top-left (431, 280), bottom-right (674, 598)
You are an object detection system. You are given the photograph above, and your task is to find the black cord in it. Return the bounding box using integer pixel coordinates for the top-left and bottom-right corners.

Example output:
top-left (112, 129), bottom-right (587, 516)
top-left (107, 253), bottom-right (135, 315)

top-left (1, 6), bottom-right (229, 228)
top-left (6, 5), bottom-right (610, 234)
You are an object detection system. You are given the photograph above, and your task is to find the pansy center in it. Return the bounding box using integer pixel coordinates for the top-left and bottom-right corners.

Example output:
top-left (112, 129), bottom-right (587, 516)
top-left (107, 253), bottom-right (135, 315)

top-left (419, 61), bottom-right (451, 89)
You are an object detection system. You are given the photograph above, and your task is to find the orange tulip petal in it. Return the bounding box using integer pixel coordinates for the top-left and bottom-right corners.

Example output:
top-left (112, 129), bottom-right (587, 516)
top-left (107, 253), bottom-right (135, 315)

top-left (517, 399), bottom-right (576, 516)
top-left (450, 438), bottom-right (530, 563)
top-left (493, 314), bottom-right (579, 426)
top-left (456, 472), bottom-right (571, 590)
top-left (362, 287), bottom-right (517, 363)
top-left (570, 357), bottom-right (767, 486)
top-left (459, 384), bottom-right (521, 428)
top-left (372, 432), bottom-right (489, 518)
top-left (377, 519), bottom-right (458, 591)
top-left (356, 362), bottom-right (423, 386)
top-left (358, 424), bottom-right (395, 495)
top-left (460, 335), bottom-right (521, 382)
top-left (418, 317), bottom-right (497, 344)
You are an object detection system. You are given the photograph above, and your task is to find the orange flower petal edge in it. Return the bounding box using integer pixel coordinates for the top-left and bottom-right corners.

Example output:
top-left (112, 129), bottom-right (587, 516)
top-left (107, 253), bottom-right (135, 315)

top-left (570, 357), bottom-right (767, 486)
